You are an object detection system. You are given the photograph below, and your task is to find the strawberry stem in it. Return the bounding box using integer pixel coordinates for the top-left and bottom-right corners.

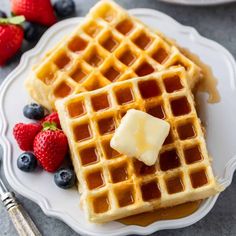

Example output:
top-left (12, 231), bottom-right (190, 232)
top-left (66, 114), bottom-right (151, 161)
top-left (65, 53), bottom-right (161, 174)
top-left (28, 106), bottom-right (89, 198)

top-left (0, 16), bottom-right (25, 25)
top-left (43, 122), bottom-right (59, 131)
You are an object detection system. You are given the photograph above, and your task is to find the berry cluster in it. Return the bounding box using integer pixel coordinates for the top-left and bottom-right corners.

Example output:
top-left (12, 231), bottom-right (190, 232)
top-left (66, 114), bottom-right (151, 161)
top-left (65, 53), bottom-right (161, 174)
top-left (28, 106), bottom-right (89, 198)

top-left (13, 103), bottom-right (75, 189)
top-left (0, 0), bottom-right (76, 66)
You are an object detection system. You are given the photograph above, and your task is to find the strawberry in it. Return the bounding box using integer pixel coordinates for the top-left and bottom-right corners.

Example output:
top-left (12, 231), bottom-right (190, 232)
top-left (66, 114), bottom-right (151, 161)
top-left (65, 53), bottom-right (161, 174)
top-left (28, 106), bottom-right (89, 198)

top-left (41, 112), bottom-right (61, 129)
top-left (13, 123), bottom-right (42, 151)
top-left (0, 16), bottom-right (24, 66)
top-left (11, 0), bottom-right (57, 26)
top-left (33, 122), bottom-right (68, 172)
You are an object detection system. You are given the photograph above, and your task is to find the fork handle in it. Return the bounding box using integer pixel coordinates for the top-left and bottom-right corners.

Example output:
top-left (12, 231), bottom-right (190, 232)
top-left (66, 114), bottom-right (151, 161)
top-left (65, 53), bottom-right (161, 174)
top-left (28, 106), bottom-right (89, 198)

top-left (2, 192), bottom-right (42, 236)
top-left (8, 204), bottom-right (42, 236)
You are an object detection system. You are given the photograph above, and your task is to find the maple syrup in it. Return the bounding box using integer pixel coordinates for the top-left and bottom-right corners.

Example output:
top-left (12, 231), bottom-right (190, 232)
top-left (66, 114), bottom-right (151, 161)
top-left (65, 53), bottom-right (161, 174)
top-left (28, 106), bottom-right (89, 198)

top-left (115, 87), bottom-right (134, 105)
top-left (79, 146), bottom-right (99, 166)
top-left (102, 139), bottom-right (120, 159)
top-left (141, 181), bottom-right (161, 201)
top-left (134, 32), bottom-right (153, 50)
top-left (166, 175), bottom-right (184, 194)
top-left (103, 66), bottom-right (121, 81)
top-left (180, 47), bottom-right (220, 103)
top-left (134, 117), bottom-right (153, 154)
top-left (190, 169), bottom-right (208, 188)
top-left (102, 36), bottom-right (119, 52)
top-left (118, 200), bottom-right (201, 226)
top-left (86, 170), bottom-right (104, 190)
top-left (116, 187), bottom-right (134, 207)
top-left (119, 49), bottom-right (136, 66)
top-left (177, 122), bottom-right (196, 140)
top-left (54, 52), bottom-right (70, 69)
top-left (98, 117), bottom-right (116, 135)
top-left (184, 145), bottom-right (202, 164)
top-left (116, 19), bottom-right (134, 35)
top-left (70, 67), bottom-right (87, 82)
top-left (133, 159), bottom-right (156, 176)
top-left (159, 149), bottom-right (180, 171)
top-left (135, 62), bottom-right (155, 77)
top-left (68, 36), bottom-right (88, 53)
top-left (93, 194), bottom-right (110, 213)
top-left (73, 123), bottom-right (92, 142)
top-left (170, 96), bottom-right (191, 116)
top-left (146, 104), bottom-right (165, 119)
top-left (152, 47), bottom-right (169, 64)
top-left (138, 80), bottom-right (161, 99)
top-left (67, 100), bottom-right (85, 118)
top-left (91, 93), bottom-right (110, 111)
top-left (86, 50), bottom-right (103, 67)
top-left (164, 75), bottom-right (183, 93)
top-left (110, 163), bottom-right (128, 183)
top-left (54, 82), bottom-right (72, 98)
top-left (163, 130), bottom-right (174, 145)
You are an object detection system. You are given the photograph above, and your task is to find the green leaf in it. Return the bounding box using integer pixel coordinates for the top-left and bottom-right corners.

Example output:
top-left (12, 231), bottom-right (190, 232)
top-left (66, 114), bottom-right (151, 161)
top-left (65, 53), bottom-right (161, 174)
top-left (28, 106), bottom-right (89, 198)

top-left (0, 18), bottom-right (8, 24)
top-left (0, 16), bottom-right (25, 25)
top-left (43, 121), bottom-right (58, 131)
top-left (8, 16), bottom-right (25, 24)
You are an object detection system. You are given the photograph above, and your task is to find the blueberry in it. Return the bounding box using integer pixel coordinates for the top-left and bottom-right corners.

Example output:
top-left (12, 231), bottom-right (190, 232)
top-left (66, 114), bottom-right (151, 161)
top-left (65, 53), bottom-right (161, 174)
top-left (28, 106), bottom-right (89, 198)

top-left (17, 152), bottom-right (37, 172)
top-left (54, 168), bottom-right (75, 189)
top-left (23, 103), bottom-right (45, 120)
top-left (0, 10), bottom-right (7, 18)
top-left (53, 0), bottom-right (75, 18)
top-left (23, 22), bottom-right (40, 42)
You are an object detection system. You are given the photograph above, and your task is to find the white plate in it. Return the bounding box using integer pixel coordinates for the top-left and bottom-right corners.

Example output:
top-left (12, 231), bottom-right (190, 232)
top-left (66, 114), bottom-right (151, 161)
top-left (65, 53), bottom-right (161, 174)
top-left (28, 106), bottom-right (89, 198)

top-left (0, 8), bottom-right (236, 236)
top-left (160, 0), bottom-right (236, 5)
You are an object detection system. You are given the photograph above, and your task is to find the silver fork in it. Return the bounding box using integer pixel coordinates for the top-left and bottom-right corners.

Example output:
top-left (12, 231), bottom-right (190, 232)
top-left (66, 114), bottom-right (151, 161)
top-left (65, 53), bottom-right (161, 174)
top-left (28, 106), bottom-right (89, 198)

top-left (0, 171), bottom-right (42, 236)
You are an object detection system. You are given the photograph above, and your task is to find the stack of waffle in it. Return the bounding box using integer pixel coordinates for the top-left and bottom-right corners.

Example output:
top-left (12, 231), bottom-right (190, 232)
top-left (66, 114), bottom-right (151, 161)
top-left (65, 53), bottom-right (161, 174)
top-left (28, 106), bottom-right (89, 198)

top-left (25, 0), bottom-right (201, 110)
top-left (56, 67), bottom-right (218, 223)
top-left (25, 0), bottom-right (219, 223)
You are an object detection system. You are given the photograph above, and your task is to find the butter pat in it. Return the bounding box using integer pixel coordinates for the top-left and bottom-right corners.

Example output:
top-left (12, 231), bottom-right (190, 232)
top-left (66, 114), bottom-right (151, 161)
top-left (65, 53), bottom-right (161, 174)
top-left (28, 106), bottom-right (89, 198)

top-left (110, 109), bottom-right (170, 166)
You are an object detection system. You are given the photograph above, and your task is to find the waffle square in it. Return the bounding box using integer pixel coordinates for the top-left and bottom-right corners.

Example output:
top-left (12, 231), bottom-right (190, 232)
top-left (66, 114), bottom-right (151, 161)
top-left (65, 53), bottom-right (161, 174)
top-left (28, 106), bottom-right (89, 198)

top-left (26, 0), bottom-right (201, 110)
top-left (56, 67), bottom-right (218, 223)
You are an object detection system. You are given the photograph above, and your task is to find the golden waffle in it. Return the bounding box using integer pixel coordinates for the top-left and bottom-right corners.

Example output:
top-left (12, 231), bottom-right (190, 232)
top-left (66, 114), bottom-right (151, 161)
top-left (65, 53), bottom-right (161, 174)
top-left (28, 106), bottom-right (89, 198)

top-left (26, 0), bottom-right (201, 110)
top-left (56, 67), bottom-right (219, 223)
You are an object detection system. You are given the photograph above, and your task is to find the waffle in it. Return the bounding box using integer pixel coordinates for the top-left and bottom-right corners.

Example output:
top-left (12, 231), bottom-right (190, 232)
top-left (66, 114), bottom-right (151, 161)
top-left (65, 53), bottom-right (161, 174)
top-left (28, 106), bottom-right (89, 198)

top-left (56, 67), bottom-right (219, 223)
top-left (26, 0), bottom-right (201, 110)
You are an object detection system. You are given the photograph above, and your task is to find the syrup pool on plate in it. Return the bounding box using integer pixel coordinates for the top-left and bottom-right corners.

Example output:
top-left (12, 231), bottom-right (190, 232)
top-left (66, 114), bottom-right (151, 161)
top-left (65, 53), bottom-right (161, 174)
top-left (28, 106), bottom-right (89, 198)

top-left (180, 47), bottom-right (221, 103)
top-left (118, 200), bottom-right (202, 226)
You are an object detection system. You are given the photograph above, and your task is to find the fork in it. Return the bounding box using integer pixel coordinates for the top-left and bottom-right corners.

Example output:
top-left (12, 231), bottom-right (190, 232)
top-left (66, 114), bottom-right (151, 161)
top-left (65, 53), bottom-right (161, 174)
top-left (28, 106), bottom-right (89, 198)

top-left (0, 167), bottom-right (42, 236)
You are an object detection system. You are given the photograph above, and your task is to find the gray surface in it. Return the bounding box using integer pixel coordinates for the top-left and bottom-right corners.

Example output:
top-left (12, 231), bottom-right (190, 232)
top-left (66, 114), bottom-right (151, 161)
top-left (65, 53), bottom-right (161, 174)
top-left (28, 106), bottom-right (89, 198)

top-left (0, 0), bottom-right (236, 235)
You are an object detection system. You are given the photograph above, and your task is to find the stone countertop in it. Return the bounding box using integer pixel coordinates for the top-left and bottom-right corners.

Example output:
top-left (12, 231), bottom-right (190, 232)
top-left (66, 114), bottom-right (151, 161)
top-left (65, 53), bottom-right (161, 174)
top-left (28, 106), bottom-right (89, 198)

top-left (0, 0), bottom-right (236, 235)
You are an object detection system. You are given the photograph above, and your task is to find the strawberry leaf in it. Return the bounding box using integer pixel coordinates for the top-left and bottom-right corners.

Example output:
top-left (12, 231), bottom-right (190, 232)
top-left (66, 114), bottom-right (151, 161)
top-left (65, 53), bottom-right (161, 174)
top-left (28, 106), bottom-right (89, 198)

top-left (43, 122), bottom-right (58, 131)
top-left (8, 16), bottom-right (25, 24)
top-left (0, 16), bottom-right (25, 25)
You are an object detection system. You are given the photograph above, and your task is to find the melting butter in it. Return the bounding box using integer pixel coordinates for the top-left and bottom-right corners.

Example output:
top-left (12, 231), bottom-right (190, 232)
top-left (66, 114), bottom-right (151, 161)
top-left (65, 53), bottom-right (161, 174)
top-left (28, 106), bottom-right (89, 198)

top-left (134, 117), bottom-right (153, 155)
top-left (111, 109), bottom-right (170, 166)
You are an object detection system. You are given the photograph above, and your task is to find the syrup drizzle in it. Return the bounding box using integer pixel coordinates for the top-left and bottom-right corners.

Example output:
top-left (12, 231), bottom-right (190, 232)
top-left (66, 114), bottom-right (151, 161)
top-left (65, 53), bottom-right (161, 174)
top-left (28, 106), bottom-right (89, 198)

top-left (134, 117), bottom-right (153, 154)
top-left (118, 200), bottom-right (201, 226)
top-left (155, 32), bottom-right (220, 103)
top-left (179, 47), bottom-right (221, 104)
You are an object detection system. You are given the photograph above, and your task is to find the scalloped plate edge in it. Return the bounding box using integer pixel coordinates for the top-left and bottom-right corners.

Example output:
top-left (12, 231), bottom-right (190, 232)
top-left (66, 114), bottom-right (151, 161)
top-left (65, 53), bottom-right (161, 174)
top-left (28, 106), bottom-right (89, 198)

top-left (0, 8), bottom-right (236, 236)
top-left (159, 0), bottom-right (236, 6)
